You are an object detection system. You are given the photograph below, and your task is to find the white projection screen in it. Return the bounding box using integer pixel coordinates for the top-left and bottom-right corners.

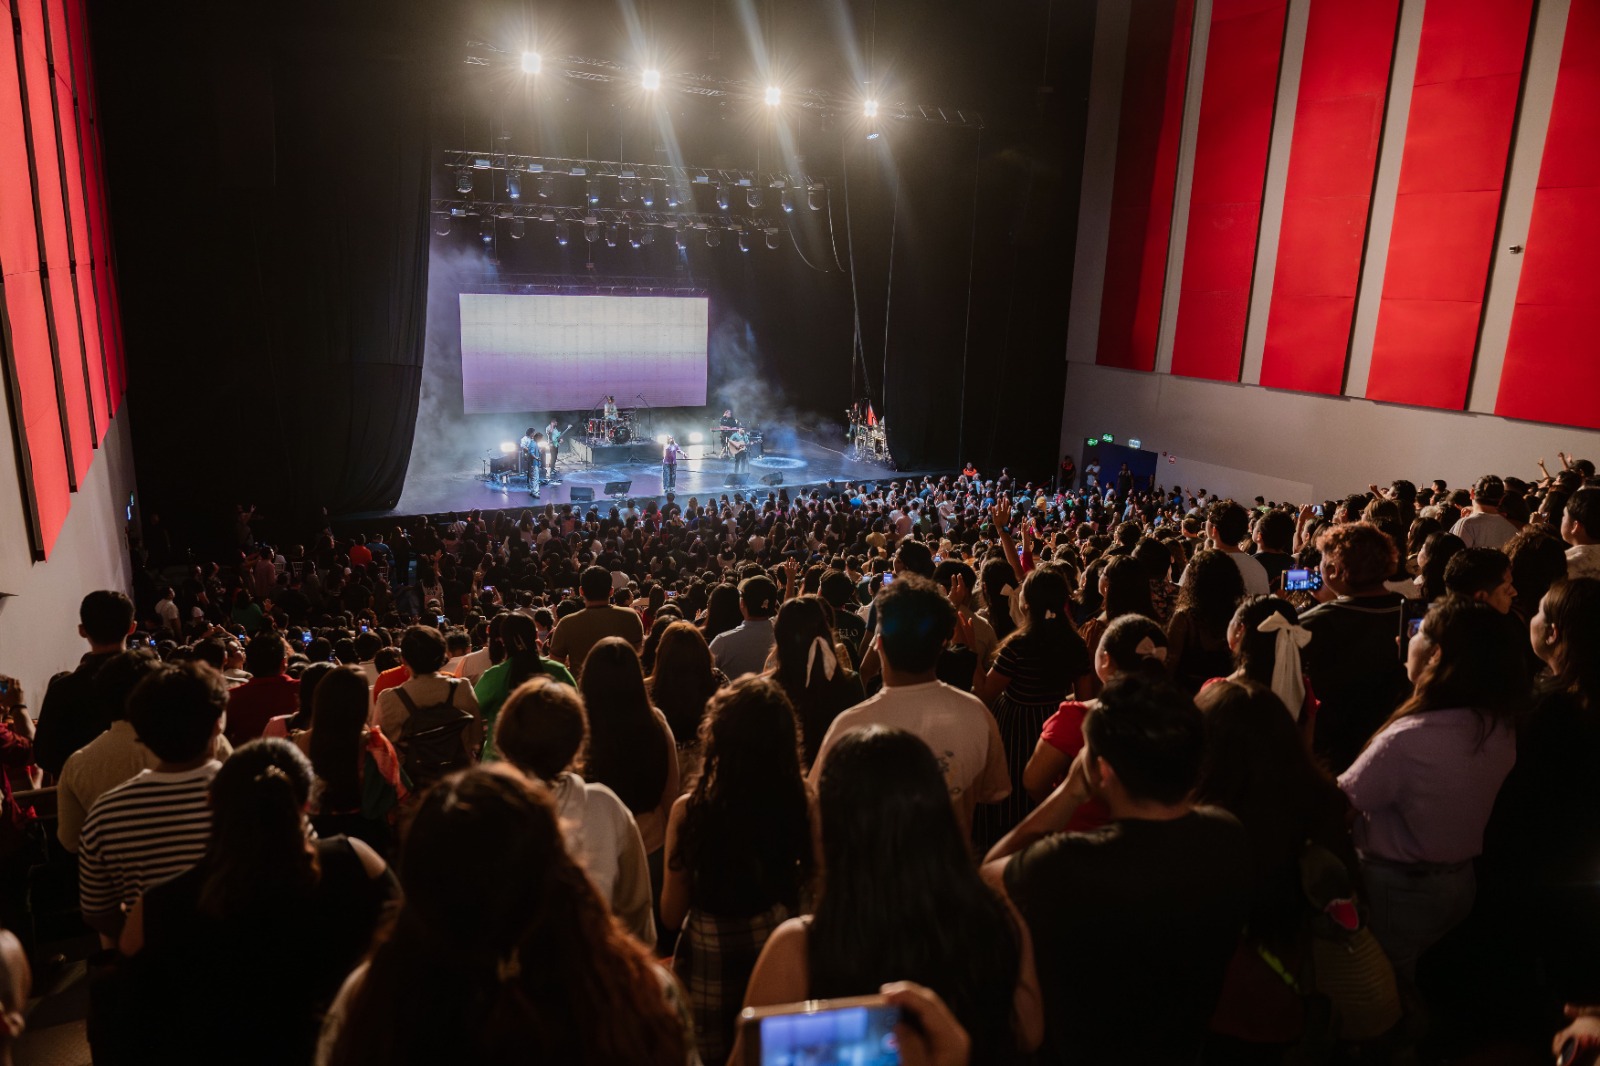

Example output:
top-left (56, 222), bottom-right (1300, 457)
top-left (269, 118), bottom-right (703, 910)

top-left (459, 293), bottom-right (709, 413)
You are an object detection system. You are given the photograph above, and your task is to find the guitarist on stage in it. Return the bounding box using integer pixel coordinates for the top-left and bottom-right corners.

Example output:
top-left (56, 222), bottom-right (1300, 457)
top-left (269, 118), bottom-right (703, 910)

top-left (729, 427), bottom-right (751, 476)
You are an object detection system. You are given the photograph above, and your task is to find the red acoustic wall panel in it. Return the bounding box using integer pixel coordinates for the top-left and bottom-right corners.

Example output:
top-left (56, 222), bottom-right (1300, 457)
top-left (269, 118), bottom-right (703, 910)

top-left (1366, 0), bottom-right (1534, 410)
top-left (18, 0), bottom-right (90, 486)
top-left (0, 0), bottom-right (70, 555)
top-left (1496, 0), bottom-right (1600, 429)
top-left (1170, 0), bottom-right (1288, 381)
top-left (47, 0), bottom-right (105, 440)
top-left (1096, 0), bottom-right (1195, 370)
top-left (64, 0), bottom-right (120, 411)
top-left (1260, 0), bottom-right (1399, 394)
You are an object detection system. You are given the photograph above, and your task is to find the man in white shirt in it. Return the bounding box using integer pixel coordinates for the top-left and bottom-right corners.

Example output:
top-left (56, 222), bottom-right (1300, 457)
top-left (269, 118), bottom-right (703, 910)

top-left (153, 588), bottom-right (180, 637)
top-left (1451, 475), bottom-right (1518, 550)
top-left (1185, 500), bottom-right (1270, 596)
top-left (1560, 487), bottom-right (1600, 580)
top-left (810, 575), bottom-right (1010, 837)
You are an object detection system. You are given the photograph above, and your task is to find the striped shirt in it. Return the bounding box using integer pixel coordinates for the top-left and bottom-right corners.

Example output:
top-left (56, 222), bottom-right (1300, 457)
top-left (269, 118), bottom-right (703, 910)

top-left (78, 762), bottom-right (220, 918)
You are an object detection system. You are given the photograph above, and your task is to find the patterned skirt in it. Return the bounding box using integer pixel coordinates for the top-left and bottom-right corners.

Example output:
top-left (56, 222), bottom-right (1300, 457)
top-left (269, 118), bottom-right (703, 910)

top-left (672, 901), bottom-right (791, 1065)
top-left (972, 693), bottom-right (1059, 856)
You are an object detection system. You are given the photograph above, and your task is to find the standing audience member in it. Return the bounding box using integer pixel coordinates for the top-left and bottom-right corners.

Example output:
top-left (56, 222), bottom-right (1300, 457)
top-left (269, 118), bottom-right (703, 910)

top-left (708, 575), bottom-right (780, 679)
top-left (307, 667), bottom-right (409, 853)
top-left (472, 613), bottom-right (574, 761)
top-left (108, 739), bottom-right (396, 1065)
top-left (224, 634), bottom-right (299, 745)
top-left (1563, 488), bottom-right (1600, 579)
top-left (318, 768), bottom-right (691, 1066)
top-left (662, 678), bottom-right (814, 1063)
top-left (1451, 475), bottom-right (1518, 549)
top-left (1204, 500), bottom-right (1272, 595)
top-left (580, 638), bottom-right (680, 857)
top-left (768, 596), bottom-right (864, 768)
top-left (494, 678), bottom-right (655, 947)
top-left (1214, 596), bottom-right (1317, 728)
top-left (263, 660), bottom-right (335, 746)
top-left (547, 566), bottom-right (645, 678)
top-left (646, 622), bottom-right (726, 785)
top-left (35, 591), bottom-right (136, 776)
top-left (375, 626), bottom-right (483, 783)
top-left (985, 673), bottom-right (1251, 1066)
top-left (1164, 550), bottom-right (1246, 697)
top-left (57, 651), bottom-right (162, 852)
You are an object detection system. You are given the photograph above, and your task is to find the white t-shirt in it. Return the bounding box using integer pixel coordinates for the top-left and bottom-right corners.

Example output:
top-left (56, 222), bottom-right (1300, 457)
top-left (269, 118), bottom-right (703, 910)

top-left (809, 680), bottom-right (1010, 835)
top-left (549, 773), bottom-right (655, 948)
top-left (1451, 510), bottom-right (1518, 550)
top-left (1568, 543), bottom-right (1600, 581)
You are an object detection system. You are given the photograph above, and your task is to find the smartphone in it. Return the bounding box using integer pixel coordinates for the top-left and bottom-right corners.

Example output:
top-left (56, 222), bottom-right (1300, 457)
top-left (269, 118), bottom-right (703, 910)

top-left (666, 590), bottom-right (677, 599)
top-left (359, 624), bottom-right (369, 634)
top-left (739, 995), bottom-right (901, 1066)
top-left (932, 553), bottom-right (943, 563)
top-left (436, 614), bottom-right (448, 627)
top-left (1399, 599), bottom-right (1430, 660)
top-left (1313, 504), bottom-right (1324, 516)
top-left (1283, 568), bottom-right (1323, 592)
top-left (0, 679), bottom-right (9, 696)
top-left (301, 632), bottom-right (312, 645)
top-left (880, 573), bottom-right (895, 586)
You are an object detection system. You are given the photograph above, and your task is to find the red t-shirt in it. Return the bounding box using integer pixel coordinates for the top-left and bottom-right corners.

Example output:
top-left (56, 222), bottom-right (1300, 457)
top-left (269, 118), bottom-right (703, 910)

top-left (1038, 701), bottom-right (1110, 833)
top-left (224, 674), bottom-right (301, 745)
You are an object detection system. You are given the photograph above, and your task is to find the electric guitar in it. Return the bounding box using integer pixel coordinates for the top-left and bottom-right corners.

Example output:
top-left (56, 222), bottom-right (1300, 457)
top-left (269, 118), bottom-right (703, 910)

top-left (544, 424), bottom-right (574, 450)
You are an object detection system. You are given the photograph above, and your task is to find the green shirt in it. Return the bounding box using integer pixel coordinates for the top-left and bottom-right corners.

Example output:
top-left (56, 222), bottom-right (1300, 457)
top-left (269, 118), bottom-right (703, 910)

top-left (473, 657), bottom-right (577, 761)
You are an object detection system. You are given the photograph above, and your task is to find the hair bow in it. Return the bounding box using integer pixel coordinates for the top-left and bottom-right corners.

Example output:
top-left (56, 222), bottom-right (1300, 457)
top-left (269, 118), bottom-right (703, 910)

top-left (1256, 613), bottom-right (1312, 720)
top-left (1133, 636), bottom-right (1169, 663)
top-left (805, 635), bottom-right (839, 684)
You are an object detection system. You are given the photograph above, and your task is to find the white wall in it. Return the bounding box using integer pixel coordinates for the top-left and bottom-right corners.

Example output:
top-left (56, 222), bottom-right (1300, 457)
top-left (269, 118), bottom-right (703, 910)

top-left (0, 404), bottom-right (137, 712)
top-left (1059, 362), bottom-right (1600, 503)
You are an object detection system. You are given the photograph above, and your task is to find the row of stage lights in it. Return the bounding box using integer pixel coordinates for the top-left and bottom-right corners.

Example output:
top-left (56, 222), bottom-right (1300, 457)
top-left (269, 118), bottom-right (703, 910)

top-left (454, 168), bottom-right (827, 213)
top-left (445, 211), bottom-right (786, 252)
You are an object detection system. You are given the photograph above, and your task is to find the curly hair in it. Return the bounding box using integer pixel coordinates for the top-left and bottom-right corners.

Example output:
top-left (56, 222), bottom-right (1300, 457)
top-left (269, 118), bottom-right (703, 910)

top-left (1316, 522), bottom-right (1398, 589)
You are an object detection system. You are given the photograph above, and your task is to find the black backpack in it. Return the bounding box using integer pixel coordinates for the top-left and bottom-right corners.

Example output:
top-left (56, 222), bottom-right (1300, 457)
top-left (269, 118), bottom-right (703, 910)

top-left (393, 680), bottom-right (474, 789)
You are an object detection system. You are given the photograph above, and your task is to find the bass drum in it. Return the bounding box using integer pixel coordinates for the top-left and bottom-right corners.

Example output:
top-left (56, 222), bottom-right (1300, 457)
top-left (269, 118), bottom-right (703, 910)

top-left (612, 425), bottom-right (631, 445)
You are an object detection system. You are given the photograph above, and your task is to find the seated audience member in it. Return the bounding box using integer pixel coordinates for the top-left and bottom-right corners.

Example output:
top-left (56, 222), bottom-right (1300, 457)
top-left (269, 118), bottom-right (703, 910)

top-left (1213, 596), bottom-right (1317, 728)
top-left (1300, 523), bottom-right (1411, 774)
top-left (1022, 614), bottom-right (1167, 813)
top-left (79, 663), bottom-right (227, 939)
top-left (736, 727), bottom-right (1042, 1065)
top-left (662, 678), bottom-right (814, 1062)
top-left (1443, 547), bottom-right (1517, 614)
top-left (1338, 597), bottom-right (1524, 984)
top-left (1194, 680), bottom-right (1393, 1053)
top-left (1204, 500), bottom-right (1272, 596)
top-left (263, 659), bottom-right (335, 746)
top-left (810, 575), bottom-right (1010, 839)
top-left (58, 651), bottom-right (162, 851)
top-left (1564, 487), bottom-right (1600, 580)
top-left (547, 565), bottom-right (645, 677)
top-left (109, 739), bottom-right (396, 1065)
top-left (647, 622), bottom-right (726, 786)
top-left (472, 613), bottom-right (574, 761)
top-left (1164, 550), bottom-right (1246, 696)
top-left (308, 667), bottom-right (408, 854)
top-left (968, 568), bottom-right (1093, 850)
top-left (224, 634), bottom-right (299, 745)
top-left (494, 678), bottom-right (654, 946)
top-left (708, 574), bottom-right (780, 679)
top-left (0, 928), bottom-right (28, 1066)
top-left (580, 638), bottom-right (679, 857)
top-left (1451, 475), bottom-right (1519, 549)
top-left (984, 673), bottom-right (1251, 1066)
top-left (768, 596), bottom-right (864, 768)
top-left (375, 626), bottom-right (483, 786)
top-left (34, 590), bottom-right (137, 776)
top-left (318, 768), bottom-right (691, 1066)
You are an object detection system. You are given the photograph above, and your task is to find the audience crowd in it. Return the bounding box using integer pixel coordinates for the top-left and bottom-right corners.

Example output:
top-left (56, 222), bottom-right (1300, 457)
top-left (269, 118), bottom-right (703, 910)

top-left (2, 451), bottom-right (1599, 1064)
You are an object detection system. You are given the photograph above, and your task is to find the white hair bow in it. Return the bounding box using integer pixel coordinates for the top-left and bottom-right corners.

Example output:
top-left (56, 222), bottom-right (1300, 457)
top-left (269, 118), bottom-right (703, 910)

top-left (1133, 636), bottom-right (1168, 663)
top-left (805, 635), bottom-right (838, 684)
top-left (1256, 613), bottom-right (1312, 720)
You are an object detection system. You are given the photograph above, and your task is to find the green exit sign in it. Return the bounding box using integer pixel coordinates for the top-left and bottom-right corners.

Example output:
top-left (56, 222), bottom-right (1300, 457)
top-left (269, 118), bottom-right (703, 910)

top-left (1101, 433), bottom-right (1114, 443)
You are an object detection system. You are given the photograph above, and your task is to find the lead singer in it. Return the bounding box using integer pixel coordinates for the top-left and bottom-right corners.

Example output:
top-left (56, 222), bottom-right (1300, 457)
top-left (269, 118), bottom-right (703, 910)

top-left (662, 435), bottom-right (682, 494)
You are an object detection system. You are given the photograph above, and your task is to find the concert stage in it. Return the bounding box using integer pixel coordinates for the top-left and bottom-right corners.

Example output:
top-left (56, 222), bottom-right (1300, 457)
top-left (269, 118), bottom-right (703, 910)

top-left (353, 434), bottom-right (918, 521)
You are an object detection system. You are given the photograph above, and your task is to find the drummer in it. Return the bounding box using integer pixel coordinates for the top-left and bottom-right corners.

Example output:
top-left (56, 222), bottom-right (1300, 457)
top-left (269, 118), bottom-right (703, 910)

top-left (604, 395), bottom-right (619, 422)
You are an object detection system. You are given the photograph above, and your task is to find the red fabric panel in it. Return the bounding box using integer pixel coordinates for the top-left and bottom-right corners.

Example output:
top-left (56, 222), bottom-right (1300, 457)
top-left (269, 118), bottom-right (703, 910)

top-left (1260, 0), bottom-right (1399, 394)
top-left (1497, 0), bottom-right (1600, 429)
top-left (1170, 0), bottom-right (1288, 381)
top-left (0, 0), bottom-right (69, 555)
top-left (1096, 0), bottom-right (1195, 370)
top-left (18, 0), bottom-right (89, 486)
top-left (47, 0), bottom-right (104, 440)
top-left (65, 0), bottom-right (121, 412)
top-left (1367, 0), bottom-right (1533, 410)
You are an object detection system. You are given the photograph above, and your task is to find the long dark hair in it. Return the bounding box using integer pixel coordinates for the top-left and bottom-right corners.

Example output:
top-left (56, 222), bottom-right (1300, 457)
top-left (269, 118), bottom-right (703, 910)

top-left (499, 613), bottom-right (545, 691)
top-left (289, 661), bottom-right (336, 732)
top-left (1100, 555), bottom-right (1155, 621)
top-left (810, 728), bottom-right (1024, 1063)
top-left (308, 666), bottom-right (371, 814)
top-left (1175, 549), bottom-right (1245, 637)
top-left (1419, 531), bottom-right (1465, 603)
top-left (702, 584), bottom-right (744, 642)
top-left (1379, 596), bottom-right (1528, 745)
top-left (671, 678), bottom-right (812, 915)
top-left (647, 622), bottom-right (721, 743)
top-left (980, 557), bottom-right (1019, 641)
top-left (199, 738), bottom-right (319, 918)
top-left (1540, 578), bottom-right (1600, 709)
top-left (996, 567), bottom-right (1090, 696)
top-left (1230, 596), bottom-right (1300, 686)
top-left (328, 769), bottom-right (685, 1066)
top-left (579, 638), bottom-right (669, 815)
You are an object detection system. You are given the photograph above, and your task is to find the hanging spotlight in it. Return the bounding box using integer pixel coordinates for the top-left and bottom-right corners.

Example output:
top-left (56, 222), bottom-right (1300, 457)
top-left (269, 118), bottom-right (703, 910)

top-left (807, 186), bottom-right (825, 211)
top-left (863, 99), bottom-right (880, 118)
top-left (509, 216), bottom-right (526, 239)
top-left (584, 222), bottom-right (601, 244)
top-left (433, 213), bottom-right (452, 236)
top-left (675, 228), bottom-right (687, 250)
top-left (606, 223), bottom-right (620, 248)
top-left (537, 175), bottom-right (553, 199)
top-left (521, 51), bottom-right (541, 74)
top-left (618, 180), bottom-right (635, 203)
top-left (716, 183), bottom-right (730, 210)
top-left (765, 228), bottom-right (781, 250)
top-left (456, 168), bottom-right (474, 194)
top-left (629, 225), bottom-right (642, 249)
top-left (641, 68), bottom-right (661, 91)
top-left (587, 181), bottom-right (600, 205)
top-left (706, 227), bottom-right (722, 248)
top-left (746, 187), bottom-right (764, 209)
top-left (641, 227), bottom-right (655, 246)
top-left (506, 171), bottom-right (522, 200)
top-left (780, 188), bottom-right (795, 213)
top-left (665, 185), bottom-right (681, 208)
top-left (764, 86), bottom-right (782, 106)
top-left (556, 221), bottom-right (571, 246)
top-left (479, 216), bottom-right (494, 243)
top-left (641, 180), bottom-right (656, 207)
top-left (737, 229), bottom-right (751, 252)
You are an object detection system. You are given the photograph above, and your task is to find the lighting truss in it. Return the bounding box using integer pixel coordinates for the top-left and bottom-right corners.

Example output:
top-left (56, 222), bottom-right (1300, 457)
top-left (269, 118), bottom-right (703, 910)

top-left (455, 275), bottom-right (711, 297)
top-left (432, 198), bottom-right (777, 237)
top-left (462, 44), bottom-right (985, 131)
top-left (443, 151), bottom-right (825, 194)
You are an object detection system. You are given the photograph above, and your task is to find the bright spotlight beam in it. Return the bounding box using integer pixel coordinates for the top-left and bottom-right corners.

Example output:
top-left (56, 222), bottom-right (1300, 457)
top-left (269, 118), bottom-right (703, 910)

top-left (521, 52), bottom-right (541, 74)
top-left (642, 68), bottom-right (661, 91)
top-left (764, 85), bottom-right (782, 107)
top-left (863, 99), bottom-right (879, 118)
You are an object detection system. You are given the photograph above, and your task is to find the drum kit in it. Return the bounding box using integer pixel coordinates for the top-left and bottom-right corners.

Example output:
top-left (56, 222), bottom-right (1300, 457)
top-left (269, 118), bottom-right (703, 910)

top-left (586, 411), bottom-right (635, 446)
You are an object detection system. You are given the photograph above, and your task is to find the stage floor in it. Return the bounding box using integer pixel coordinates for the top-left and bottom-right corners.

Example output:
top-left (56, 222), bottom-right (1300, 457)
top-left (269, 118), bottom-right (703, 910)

top-left (350, 435), bottom-right (915, 520)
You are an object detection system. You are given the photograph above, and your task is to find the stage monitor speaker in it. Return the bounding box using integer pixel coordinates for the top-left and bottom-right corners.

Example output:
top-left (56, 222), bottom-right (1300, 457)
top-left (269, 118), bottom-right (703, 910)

top-left (725, 474), bottom-right (749, 488)
top-left (760, 473), bottom-right (783, 486)
top-left (604, 480), bottom-right (633, 496)
top-left (570, 487), bottom-right (595, 503)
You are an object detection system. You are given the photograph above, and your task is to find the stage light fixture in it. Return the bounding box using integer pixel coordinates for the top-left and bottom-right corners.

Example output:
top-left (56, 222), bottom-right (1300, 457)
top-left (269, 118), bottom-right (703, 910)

top-left (780, 188), bottom-right (794, 213)
top-left (538, 207), bottom-right (557, 222)
top-left (706, 227), bottom-right (722, 248)
top-left (716, 184), bottom-right (730, 210)
top-left (556, 221), bottom-right (571, 246)
top-left (500, 441), bottom-right (517, 454)
top-left (641, 180), bottom-right (656, 207)
top-left (506, 171), bottom-right (522, 199)
top-left (537, 175), bottom-right (553, 199)
top-left (628, 225), bottom-right (642, 249)
top-left (746, 188), bottom-right (764, 209)
top-left (665, 185), bottom-right (680, 208)
top-left (521, 51), bottom-right (541, 74)
top-left (584, 222), bottom-right (601, 244)
top-left (765, 228), bottom-right (780, 250)
top-left (479, 216), bottom-right (494, 243)
top-left (509, 216), bottom-right (526, 239)
top-left (587, 180), bottom-right (600, 205)
top-left (688, 431), bottom-right (704, 444)
top-left (641, 68), bottom-right (661, 91)
top-left (433, 213), bottom-right (451, 236)
top-left (764, 85), bottom-right (781, 106)
top-left (456, 168), bottom-right (474, 194)
top-left (619, 180), bottom-right (635, 203)
top-left (737, 229), bottom-right (751, 252)
top-left (641, 227), bottom-right (656, 246)
top-left (655, 433), bottom-right (669, 445)
top-left (864, 99), bottom-right (880, 118)
top-left (606, 223), bottom-right (621, 248)
top-left (807, 186), bottom-right (825, 210)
